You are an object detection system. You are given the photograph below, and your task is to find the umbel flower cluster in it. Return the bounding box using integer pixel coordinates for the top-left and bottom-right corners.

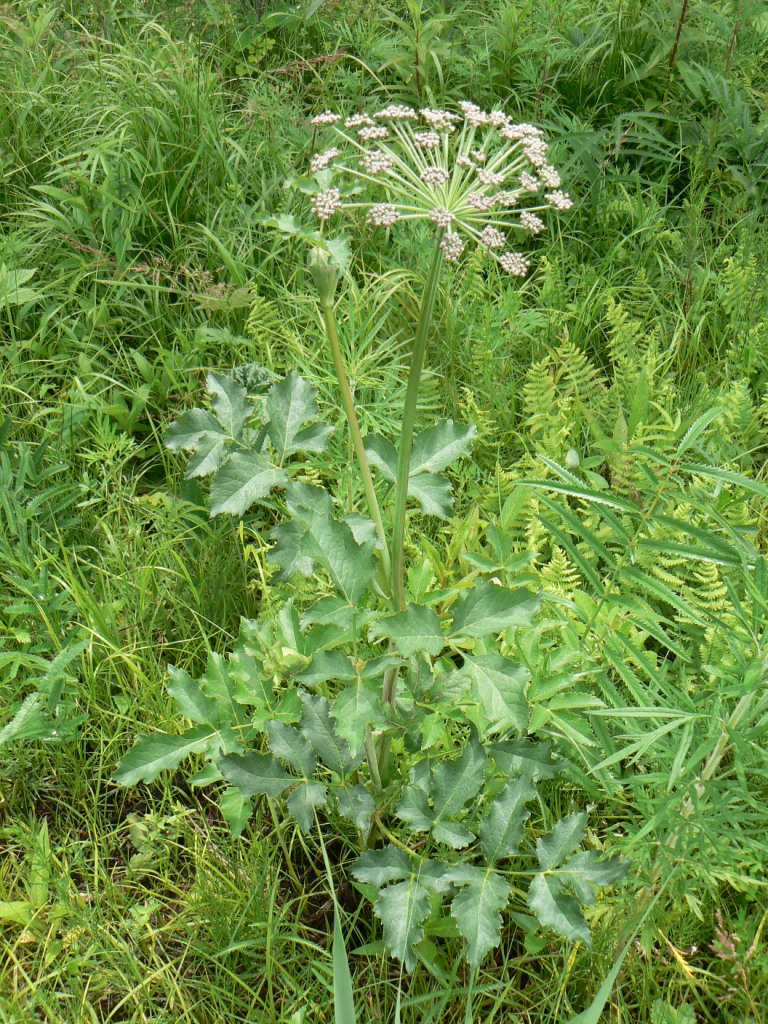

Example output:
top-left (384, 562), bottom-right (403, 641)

top-left (308, 102), bottom-right (572, 276)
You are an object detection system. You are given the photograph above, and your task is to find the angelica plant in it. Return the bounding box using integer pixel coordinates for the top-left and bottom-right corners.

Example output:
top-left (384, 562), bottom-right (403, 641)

top-left (115, 103), bottom-right (625, 973)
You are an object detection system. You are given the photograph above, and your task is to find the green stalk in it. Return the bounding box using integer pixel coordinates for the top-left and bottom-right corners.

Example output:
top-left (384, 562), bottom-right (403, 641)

top-left (319, 299), bottom-right (392, 591)
top-left (390, 235), bottom-right (445, 613)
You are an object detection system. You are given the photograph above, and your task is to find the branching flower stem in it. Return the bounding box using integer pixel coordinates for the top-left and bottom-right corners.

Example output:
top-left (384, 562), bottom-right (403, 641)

top-left (390, 234), bottom-right (445, 613)
top-left (319, 297), bottom-right (393, 595)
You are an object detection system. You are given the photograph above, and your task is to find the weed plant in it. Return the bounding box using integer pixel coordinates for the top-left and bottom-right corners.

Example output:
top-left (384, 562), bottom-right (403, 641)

top-left (1, 1), bottom-right (767, 1022)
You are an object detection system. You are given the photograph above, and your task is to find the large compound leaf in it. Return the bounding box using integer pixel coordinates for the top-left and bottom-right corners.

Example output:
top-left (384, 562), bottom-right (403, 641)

top-left (353, 846), bottom-right (412, 887)
top-left (209, 451), bottom-right (287, 517)
top-left (114, 726), bottom-right (219, 786)
top-left (218, 751), bottom-right (292, 798)
top-left (167, 666), bottom-right (220, 726)
top-left (267, 721), bottom-right (316, 777)
top-left (407, 472), bottom-right (454, 518)
top-left (447, 865), bottom-right (510, 967)
top-left (372, 878), bottom-right (431, 972)
top-left (331, 683), bottom-right (389, 752)
top-left (338, 785), bottom-right (375, 836)
top-left (364, 431), bottom-right (462, 518)
top-left (479, 776), bottom-right (536, 864)
top-left (165, 408), bottom-right (225, 453)
top-left (409, 420), bottom-right (477, 475)
top-left (450, 582), bottom-right (540, 638)
top-left (371, 604), bottom-right (445, 658)
top-left (557, 850), bottom-right (628, 904)
top-left (266, 372), bottom-right (331, 460)
top-left (461, 655), bottom-right (529, 734)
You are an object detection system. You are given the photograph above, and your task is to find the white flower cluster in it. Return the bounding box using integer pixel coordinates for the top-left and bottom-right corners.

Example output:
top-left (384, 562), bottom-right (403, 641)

top-left (366, 203), bottom-right (400, 227)
top-left (307, 102), bottom-right (573, 276)
top-left (421, 166), bottom-right (450, 187)
top-left (311, 187), bottom-right (343, 221)
top-left (311, 147), bottom-right (340, 173)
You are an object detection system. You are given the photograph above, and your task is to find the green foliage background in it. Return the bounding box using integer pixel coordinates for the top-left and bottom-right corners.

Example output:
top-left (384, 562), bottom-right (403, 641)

top-left (1, 0), bottom-right (767, 1021)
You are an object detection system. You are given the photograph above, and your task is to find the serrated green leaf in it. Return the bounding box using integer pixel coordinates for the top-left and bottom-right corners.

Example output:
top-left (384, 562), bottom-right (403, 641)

top-left (462, 655), bottom-right (529, 734)
top-left (410, 420), bottom-right (477, 475)
top-left (330, 684), bottom-right (388, 751)
top-left (113, 726), bottom-right (219, 785)
top-left (352, 846), bottom-right (412, 886)
top-left (285, 484), bottom-right (376, 604)
top-left (296, 651), bottom-right (357, 687)
top-left (300, 692), bottom-right (363, 775)
top-left (209, 451), bottom-right (287, 517)
top-left (266, 721), bottom-right (317, 777)
top-left (528, 872), bottom-right (590, 946)
top-left (300, 597), bottom-right (357, 630)
top-left (372, 604), bottom-right (444, 658)
top-left (491, 741), bottom-right (562, 782)
top-left (218, 751), bottom-right (292, 798)
top-left (208, 373), bottom-right (252, 437)
top-left (287, 780), bottom-right (328, 833)
top-left (230, 644), bottom-right (274, 707)
top-left (536, 812), bottom-right (588, 870)
top-left (364, 434), bottom-right (397, 481)
top-left (373, 878), bottom-right (431, 972)
top-left (450, 582), bottom-right (540, 638)
top-left (185, 432), bottom-right (228, 478)
top-left (397, 735), bottom-right (486, 847)
top-left (408, 472), bottom-right (454, 518)
top-left (219, 786), bottom-right (252, 836)
top-left (479, 776), bottom-right (536, 864)
top-left (165, 408), bottom-right (225, 452)
top-left (167, 666), bottom-right (219, 725)
top-left (447, 865), bottom-right (510, 967)
top-left (338, 785), bottom-right (375, 836)
top-left (557, 850), bottom-right (629, 904)
top-left (266, 372), bottom-right (329, 459)
top-left (269, 520), bottom-right (315, 580)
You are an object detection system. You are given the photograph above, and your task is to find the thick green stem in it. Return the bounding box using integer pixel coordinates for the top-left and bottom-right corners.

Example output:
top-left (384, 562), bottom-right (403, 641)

top-left (320, 300), bottom-right (392, 592)
top-left (390, 236), bottom-right (445, 613)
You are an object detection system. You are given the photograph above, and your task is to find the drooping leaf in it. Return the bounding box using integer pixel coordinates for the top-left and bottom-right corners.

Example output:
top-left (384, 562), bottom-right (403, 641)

top-left (113, 726), bottom-right (219, 786)
top-left (447, 865), bottom-right (510, 967)
top-left (364, 434), bottom-right (397, 481)
top-left (479, 776), bottom-right (536, 864)
top-left (266, 721), bottom-right (317, 777)
top-left (450, 581), bottom-right (540, 638)
top-left (266, 372), bottom-right (330, 460)
top-left (409, 420), bottom-right (477, 475)
top-left (338, 785), bottom-right (375, 837)
top-left (287, 780), bottom-right (328, 833)
top-left (528, 872), bottom-right (590, 946)
top-left (208, 373), bottom-right (252, 437)
top-left (300, 692), bottom-right (363, 775)
top-left (209, 451), bottom-right (287, 517)
top-left (536, 812), bottom-right (588, 870)
top-left (218, 751), bottom-right (292, 798)
top-left (372, 878), bottom-right (431, 971)
top-left (352, 846), bottom-right (412, 887)
top-left (372, 604), bottom-right (445, 658)
top-left (461, 655), bottom-right (529, 734)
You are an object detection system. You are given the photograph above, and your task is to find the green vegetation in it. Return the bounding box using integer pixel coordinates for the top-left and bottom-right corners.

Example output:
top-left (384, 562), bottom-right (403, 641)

top-left (2, 1), bottom-right (767, 1021)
